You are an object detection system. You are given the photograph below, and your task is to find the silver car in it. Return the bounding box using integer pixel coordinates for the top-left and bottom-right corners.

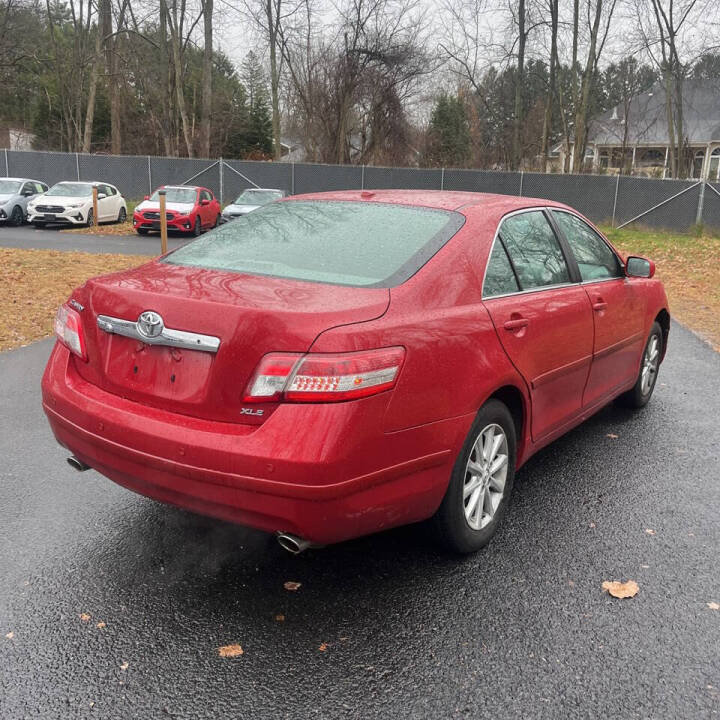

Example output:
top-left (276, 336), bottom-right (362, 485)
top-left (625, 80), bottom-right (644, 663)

top-left (0, 178), bottom-right (48, 226)
top-left (221, 188), bottom-right (286, 222)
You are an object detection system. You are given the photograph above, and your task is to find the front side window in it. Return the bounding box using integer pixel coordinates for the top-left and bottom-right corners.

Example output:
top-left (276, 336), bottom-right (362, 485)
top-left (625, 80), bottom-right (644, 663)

top-left (483, 241), bottom-right (519, 297)
top-left (499, 211), bottom-right (570, 290)
top-left (165, 200), bottom-right (463, 287)
top-left (22, 182), bottom-right (35, 195)
top-left (552, 211), bottom-right (621, 281)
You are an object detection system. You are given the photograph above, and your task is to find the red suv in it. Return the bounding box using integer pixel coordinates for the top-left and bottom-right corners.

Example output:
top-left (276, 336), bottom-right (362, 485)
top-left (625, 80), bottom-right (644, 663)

top-left (133, 185), bottom-right (221, 236)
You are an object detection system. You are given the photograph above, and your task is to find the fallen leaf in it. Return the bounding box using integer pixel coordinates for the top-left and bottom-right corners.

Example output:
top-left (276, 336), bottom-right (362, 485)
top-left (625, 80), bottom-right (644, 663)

top-left (218, 644), bottom-right (244, 658)
top-left (589, 522), bottom-right (596, 529)
top-left (606, 433), bottom-right (619, 439)
top-left (79, 613), bottom-right (91, 622)
top-left (318, 643), bottom-right (328, 652)
top-left (602, 580), bottom-right (639, 599)
top-left (274, 614), bottom-right (285, 622)
top-left (284, 581), bottom-right (301, 591)
top-left (119, 661), bottom-right (129, 671)
top-left (5, 632), bottom-right (14, 639)
top-left (568, 580), bottom-right (575, 587)
top-left (707, 602), bottom-right (720, 611)
top-left (96, 621), bottom-right (106, 629)
top-left (645, 529), bottom-right (656, 535)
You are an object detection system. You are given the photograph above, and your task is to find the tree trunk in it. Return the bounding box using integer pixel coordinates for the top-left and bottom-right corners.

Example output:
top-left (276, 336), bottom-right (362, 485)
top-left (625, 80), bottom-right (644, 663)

top-left (169, 1), bottom-right (193, 157)
top-left (159, 0), bottom-right (175, 156)
top-left (512, 0), bottom-right (525, 170)
top-left (663, 68), bottom-right (677, 177)
top-left (199, 0), bottom-right (213, 158)
top-left (82, 21), bottom-right (101, 153)
top-left (266, 0), bottom-right (282, 160)
top-left (540, 0), bottom-right (558, 172)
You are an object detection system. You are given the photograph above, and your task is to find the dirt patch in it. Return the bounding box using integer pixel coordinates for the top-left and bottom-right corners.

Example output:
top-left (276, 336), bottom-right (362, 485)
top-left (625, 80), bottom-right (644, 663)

top-left (61, 221), bottom-right (136, 236)
top-left (0, 248), bottom-right (147, 351)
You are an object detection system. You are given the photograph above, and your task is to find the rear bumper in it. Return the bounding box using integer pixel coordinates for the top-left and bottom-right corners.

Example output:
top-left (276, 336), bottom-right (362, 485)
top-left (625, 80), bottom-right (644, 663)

top-left (42, 344), bottom-right (470, 544)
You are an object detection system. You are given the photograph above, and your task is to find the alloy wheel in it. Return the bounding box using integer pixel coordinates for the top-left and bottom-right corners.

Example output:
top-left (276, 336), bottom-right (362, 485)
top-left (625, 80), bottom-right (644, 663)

top-left (463, 423), bottom-right (509, 530)
top-left (10, 206), bottom-right (23, 226)
top-left (641, 334), bottom-right (660, 396)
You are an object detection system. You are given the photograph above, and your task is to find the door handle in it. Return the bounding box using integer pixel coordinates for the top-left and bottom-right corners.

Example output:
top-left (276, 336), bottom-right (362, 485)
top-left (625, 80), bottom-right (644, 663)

top-left (503, 318), bottom-right (529, 331)
top-left (593, 300), bottom-right (608, 311)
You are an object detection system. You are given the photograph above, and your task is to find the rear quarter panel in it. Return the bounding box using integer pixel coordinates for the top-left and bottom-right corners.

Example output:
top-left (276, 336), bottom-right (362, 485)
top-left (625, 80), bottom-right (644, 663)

top-left (309, 209), bottom-right (531, 459)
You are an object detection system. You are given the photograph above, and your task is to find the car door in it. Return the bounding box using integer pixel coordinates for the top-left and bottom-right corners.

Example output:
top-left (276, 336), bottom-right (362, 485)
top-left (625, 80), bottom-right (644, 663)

top-left (550, 210), bottom-right (646, 407)
top-left (20, 182), bottom-right (36, 212)
top-left (96, 184), bottom-right (113, 221)
top-left (199, 189), bottom-right (213, 227)
top-left (482, 209), bottom-right (594, 442)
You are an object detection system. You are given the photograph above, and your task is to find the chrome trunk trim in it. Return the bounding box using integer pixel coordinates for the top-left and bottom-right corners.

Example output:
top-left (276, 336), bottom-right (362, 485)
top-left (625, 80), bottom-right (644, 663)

top-left (96, 314), bottom-right (220, 353)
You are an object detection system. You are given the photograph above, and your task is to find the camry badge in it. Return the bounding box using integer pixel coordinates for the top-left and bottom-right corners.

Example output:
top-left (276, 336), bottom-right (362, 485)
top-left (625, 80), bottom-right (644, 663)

top-left (136, 311), bottom-right (164, 339)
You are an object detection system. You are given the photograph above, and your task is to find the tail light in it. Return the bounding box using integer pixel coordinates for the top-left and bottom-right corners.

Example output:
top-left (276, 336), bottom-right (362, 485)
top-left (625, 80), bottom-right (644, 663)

top-left (54, 303), bottom-right (87, 361)
top-left (244, 347), bottom-right (405, 403)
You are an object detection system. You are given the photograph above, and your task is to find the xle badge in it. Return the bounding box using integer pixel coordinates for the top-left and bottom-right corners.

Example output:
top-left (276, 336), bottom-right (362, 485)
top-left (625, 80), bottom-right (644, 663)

top-left (240, 408), bottom-right (264, 417)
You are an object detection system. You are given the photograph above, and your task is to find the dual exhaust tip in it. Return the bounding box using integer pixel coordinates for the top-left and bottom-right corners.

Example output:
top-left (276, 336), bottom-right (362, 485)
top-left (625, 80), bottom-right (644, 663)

top-left (68, 456), bottom-right (314, 555)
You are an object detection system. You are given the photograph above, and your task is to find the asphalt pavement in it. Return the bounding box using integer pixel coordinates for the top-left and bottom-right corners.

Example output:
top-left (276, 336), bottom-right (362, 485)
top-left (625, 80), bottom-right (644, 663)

top-left (0, 224), bottom-right (191, 255)
top-left (1, 322), bottom-right (718, 719)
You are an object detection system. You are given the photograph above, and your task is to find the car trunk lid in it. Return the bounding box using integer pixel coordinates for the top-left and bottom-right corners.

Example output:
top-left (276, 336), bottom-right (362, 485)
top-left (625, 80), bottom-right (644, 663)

top-left (72, 261), bottom-right (390, 422)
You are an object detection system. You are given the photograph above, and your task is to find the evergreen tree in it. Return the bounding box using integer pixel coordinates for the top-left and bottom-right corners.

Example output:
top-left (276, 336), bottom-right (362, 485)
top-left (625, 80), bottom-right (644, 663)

top-left (424, 94), bottom-right (470, 168)
top-left (240, 51), bottom-right (273, 156)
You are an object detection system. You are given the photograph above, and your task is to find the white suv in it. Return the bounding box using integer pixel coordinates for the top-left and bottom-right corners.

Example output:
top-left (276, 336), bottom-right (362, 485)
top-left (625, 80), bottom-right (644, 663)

top-left (28, 181), bottom-right (127, 228)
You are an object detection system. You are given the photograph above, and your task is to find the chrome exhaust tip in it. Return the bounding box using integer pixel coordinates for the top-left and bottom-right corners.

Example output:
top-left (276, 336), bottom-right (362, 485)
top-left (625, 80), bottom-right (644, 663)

top-left (67, 455), bottom-right (91, 472)
top-left (276, 532), bottom-right (313, 555)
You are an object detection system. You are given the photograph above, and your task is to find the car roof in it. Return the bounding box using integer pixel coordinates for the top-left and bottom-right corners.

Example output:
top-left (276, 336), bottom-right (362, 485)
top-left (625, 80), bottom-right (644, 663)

top-left (161, 185), bottom-right (201, 191)
top-left (284, 189), bottom-right (573, 215)
top-left (241, 188), bottom-right (284, 192)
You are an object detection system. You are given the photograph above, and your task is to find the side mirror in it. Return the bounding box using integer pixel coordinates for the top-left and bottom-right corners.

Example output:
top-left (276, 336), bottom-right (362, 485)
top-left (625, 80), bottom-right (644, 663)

top-left (144, 195), bottom-right (149, 201)
top-left (22, 190), bottom-right (34, 197)
top-left (626, 256), bottom-right (655, 278)
top-left (97, 193), bottom-right (107, 200)
top-left (200, 198), bottom-right (210, 206)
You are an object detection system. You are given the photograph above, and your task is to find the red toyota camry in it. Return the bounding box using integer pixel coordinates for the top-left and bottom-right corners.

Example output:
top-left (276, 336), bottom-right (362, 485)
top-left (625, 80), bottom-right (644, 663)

top-left (43, 191), bottom-right (669, 553)
top-left (133, 185), bottom-right (221, 236)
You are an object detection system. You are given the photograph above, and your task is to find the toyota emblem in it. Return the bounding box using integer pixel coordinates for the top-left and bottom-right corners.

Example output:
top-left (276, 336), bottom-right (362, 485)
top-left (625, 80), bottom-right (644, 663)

top-left (136, 311), bottom-right (164, 339)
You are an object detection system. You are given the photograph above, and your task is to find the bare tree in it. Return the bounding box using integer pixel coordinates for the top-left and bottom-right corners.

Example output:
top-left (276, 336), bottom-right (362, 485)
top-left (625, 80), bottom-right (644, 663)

top-left (199, 0), bottom-right (213, 157)
top-left (540, 0), bottom-right (558, 171)
top-left (571, 0), bottom-right (618, 173)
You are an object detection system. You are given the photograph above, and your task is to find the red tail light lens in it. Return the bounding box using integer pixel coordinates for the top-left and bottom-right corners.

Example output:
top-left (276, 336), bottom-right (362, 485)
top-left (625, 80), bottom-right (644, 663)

top-left (244, 347), bottom-right (405, 403)
top-left (54, 303), bottom-right (87, 361)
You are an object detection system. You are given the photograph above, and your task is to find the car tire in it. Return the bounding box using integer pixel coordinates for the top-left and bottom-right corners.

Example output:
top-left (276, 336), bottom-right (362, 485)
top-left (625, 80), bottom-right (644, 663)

top-left (10, 205), bottom-right (24, 226)
top-left (117, 207), bottom-right (127, 223)
top-left (86, 209), bottom-right (94, 228)
top-left (192, 216), bottom-right (202, 236)
top-left (431, 399), bottom-right (517, 554)
top-left (136, 228), bottom-right (149, 236)
top-left (33, 221), bottom-right (45, 229)
top-left (616, 321), bottom-right (663, 409)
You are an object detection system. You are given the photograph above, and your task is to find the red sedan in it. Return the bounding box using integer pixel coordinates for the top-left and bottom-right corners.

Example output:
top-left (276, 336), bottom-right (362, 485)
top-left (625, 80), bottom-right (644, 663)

top-left (43, 191), bottom-right (669, 553)
top-left (133, 185), bottom-right (221, 236)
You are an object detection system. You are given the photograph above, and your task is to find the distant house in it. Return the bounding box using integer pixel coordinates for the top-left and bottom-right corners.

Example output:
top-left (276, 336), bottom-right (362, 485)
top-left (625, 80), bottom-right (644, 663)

top-left (560, 79), bottom-right (720, 179)
top-left (0, 126), bottom-right (35, 151)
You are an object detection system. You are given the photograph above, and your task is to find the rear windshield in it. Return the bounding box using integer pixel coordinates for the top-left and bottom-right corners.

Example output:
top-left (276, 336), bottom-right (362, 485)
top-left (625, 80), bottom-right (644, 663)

top-left (164, 200), bottom-right (464, 287)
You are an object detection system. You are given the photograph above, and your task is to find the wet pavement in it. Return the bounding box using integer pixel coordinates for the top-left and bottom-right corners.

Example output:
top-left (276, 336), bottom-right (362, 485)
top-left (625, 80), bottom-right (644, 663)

top-left (1, 322), bottom-right (719, 719)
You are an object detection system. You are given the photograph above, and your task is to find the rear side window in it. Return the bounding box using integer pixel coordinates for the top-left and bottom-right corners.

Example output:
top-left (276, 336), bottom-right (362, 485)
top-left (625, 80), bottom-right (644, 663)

top-left (165, 200), bottom-right (464, 287)
top-left (483, 242), bottom-right (519, 297)
top-left (499, 211), bottom-right (570, 290)
top-left (552, 210), bottom-right (621, 281)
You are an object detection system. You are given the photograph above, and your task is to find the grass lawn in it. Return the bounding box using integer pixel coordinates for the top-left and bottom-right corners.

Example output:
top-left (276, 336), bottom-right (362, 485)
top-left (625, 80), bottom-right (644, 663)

top-left (0, 248), bottom-right (147, 351)
top-left (600, 225), bottom-right (720, 351)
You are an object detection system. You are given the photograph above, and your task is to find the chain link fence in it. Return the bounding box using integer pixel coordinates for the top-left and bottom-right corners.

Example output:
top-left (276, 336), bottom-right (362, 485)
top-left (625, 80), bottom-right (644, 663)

top-left (3, 148), bottom-right (718, 231)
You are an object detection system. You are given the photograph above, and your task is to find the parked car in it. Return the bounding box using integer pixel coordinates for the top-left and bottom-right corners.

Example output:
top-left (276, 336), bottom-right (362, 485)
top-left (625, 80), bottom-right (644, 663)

top-left (133, 185), bottom-right (221, 236)
top-left (221, 188), bottom-right (286, 222)
top-left (0, 178), bottom-right (48, 225)
top-left (27, 181), bottom-right (127, 227)
top-left (42, 190), bottom-right (669, 554)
